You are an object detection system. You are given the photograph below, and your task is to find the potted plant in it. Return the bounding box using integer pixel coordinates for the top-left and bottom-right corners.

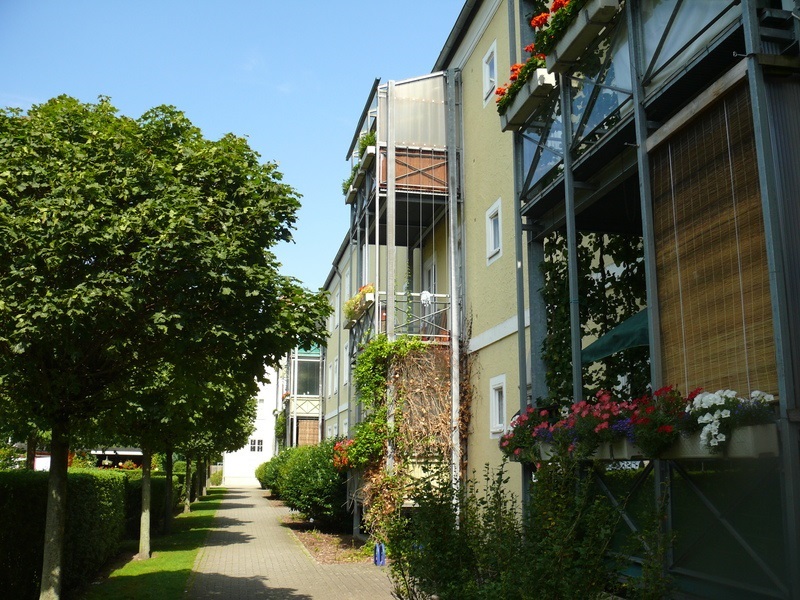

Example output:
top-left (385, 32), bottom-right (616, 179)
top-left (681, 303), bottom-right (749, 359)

top-left (343, 283), bottom-right (376, 325)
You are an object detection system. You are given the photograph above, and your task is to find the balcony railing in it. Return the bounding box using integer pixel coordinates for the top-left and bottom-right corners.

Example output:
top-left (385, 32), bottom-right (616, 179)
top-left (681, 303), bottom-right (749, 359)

top-left (383, 291), bottom-right (450, 342)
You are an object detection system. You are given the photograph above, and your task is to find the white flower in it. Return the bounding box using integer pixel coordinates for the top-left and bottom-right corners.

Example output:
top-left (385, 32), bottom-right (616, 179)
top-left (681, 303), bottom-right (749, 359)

top-left (720, 409), bottom-right (731, 419)
top-left (716, 433), bottom-right (726, 442)
top-left (751, 390), bottom-right (774, 403)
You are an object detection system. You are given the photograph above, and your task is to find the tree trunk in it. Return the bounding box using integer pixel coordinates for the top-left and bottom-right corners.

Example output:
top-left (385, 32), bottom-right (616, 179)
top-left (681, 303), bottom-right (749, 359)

top-left (199, 457), bottom-right (207, 497)
top-left (136, 446), bottom-right (152, 560)
top-left (183, 456), bottom-right (193, 514)
top-left (195, 458), bottom-right (204, 499)
top-left (26, 432), bottom-right (37, 470)
top-left (163, 447), bottom-right (173, 534)
top-left (39, 420), bottom-right (69, 600)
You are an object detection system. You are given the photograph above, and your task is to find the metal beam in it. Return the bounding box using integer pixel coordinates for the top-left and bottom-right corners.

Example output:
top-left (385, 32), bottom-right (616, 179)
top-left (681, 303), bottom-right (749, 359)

top-left (560, 76), bottom-right (584, 401)
top-left (742, 1), bottom-right (800, 597)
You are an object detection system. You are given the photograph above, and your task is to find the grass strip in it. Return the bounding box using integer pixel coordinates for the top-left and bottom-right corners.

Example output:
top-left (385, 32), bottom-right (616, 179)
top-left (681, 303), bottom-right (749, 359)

top-left (79, 488), bottom-right (225, 600)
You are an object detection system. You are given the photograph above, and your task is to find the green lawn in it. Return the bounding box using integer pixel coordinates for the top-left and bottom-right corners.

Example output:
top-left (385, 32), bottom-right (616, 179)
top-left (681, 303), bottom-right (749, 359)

top-left (79, 488), bottom-right (225, 600)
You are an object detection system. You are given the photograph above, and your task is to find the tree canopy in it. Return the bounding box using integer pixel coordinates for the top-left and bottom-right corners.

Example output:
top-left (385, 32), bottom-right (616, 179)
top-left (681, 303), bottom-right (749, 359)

top-left (0, 95), bottom-right (330, 598)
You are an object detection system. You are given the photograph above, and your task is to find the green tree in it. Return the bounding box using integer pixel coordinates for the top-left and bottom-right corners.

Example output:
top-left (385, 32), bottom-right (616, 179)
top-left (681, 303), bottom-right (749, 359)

top-left (0, 96), bottom-right (330, 599)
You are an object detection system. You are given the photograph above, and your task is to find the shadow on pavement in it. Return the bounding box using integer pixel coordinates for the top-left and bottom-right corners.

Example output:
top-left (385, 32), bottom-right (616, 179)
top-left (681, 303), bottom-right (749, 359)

top-left (187, 571), bottom-right (314, 599)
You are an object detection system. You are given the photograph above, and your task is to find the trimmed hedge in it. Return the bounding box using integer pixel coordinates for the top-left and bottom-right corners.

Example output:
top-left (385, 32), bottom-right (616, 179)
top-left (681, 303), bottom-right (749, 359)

top-left (123, 472), bottom-right (181, 538)
top-left (0, 469), bottom-right (127, 599)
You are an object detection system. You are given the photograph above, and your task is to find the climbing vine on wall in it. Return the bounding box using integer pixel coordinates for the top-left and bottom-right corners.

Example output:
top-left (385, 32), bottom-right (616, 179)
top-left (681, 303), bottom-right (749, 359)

top-left (349, 334), bottom-right (454, 542)
top-left (540, 231), bottom-right (649, 402)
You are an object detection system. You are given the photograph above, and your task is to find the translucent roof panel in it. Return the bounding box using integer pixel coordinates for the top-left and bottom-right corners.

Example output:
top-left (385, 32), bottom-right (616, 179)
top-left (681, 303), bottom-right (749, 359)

top-left (377, 74), bottom-right (447, 149)
top-left (643, 0), bottom-right (740, 88)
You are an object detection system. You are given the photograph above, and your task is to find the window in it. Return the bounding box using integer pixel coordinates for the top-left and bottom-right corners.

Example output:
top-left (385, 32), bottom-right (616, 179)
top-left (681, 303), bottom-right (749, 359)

top-left (343, 342), bottom-right (350, 385)
top-left (343, 418), bottom-right (349, 436)
top-left (486, 198), bottom-right (502, 264)
top-left (250, 439), bottom-right (263, 452)
top-left (333, 357), bottom-right (339, 394)
top-left (327, 364), bottom-right (333, 397)
top-left (343, 267), bottom-right (351, 302)
top-left (489, 374), bottom-right (507, 436)
top-left (334, 290), bottom-right (341, 328)
top-left (483, 41), bottom-right (498, 104)
top-left (297, 360), bottom-right (320, 396)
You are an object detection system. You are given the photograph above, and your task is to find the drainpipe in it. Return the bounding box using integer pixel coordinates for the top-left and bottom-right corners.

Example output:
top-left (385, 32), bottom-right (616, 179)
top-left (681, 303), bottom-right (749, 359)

top-left (446, 69), bottom-right (462, 488)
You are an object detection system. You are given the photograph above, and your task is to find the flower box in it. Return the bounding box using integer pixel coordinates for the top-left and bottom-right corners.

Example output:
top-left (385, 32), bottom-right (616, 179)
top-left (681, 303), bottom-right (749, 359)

top-left (500, 68), bottom-right (557, 132)
top-left (546, 0), bottom-right (619, 74)
top-left (344, 290), bottom-right (375, 323)
top-left (345, 184), bottom-right (357, 205)
top-left (594, 438), bottom-right (641, 460)
top-left (662, 424), bottom-right (779, 459)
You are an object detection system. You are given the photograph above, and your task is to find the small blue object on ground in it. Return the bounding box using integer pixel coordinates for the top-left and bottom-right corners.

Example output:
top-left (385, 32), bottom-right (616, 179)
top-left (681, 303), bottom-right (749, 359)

top-left (373, 542), bottom-right (386, 566)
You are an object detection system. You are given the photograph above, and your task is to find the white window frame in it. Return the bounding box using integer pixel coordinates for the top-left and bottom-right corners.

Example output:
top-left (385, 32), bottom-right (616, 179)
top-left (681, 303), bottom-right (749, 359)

top-left (333, 357), bottom-right (339, 394)
top-left (489, 374), bottom-right (507, 437)
top-left (343, 418), bottom-right (349, 436)
top-left (486, 198), bottom-right (502, 264)
top-left (343, 267), bottom-right (351, 303)
top-left (334, 289), bottom-right (341, 328)
top-left (343, 342), bottom-right (350, 386)
top-left (327, 363), bottom-right (333, 398)
top-left (483, 41), bottom-right (498, 105)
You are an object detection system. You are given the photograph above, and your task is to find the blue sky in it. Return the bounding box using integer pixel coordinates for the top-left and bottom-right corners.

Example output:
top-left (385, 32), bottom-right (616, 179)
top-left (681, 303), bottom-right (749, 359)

top-left (0, 1), bottom-right (464, 290)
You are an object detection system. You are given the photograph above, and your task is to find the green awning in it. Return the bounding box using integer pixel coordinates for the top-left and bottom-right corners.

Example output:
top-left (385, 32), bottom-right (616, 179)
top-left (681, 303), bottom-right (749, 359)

top-left (581, 308), bottom-right (649, 364)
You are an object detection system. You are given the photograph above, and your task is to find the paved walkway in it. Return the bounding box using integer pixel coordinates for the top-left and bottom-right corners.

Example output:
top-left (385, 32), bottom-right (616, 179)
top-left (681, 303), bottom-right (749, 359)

top-left (186, 488), bottom-right (394, 599)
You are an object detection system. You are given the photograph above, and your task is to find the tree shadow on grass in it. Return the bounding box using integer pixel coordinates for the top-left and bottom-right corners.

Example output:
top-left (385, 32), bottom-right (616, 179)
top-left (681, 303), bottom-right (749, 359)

top-left (80, 568), bottom-right (313, 600)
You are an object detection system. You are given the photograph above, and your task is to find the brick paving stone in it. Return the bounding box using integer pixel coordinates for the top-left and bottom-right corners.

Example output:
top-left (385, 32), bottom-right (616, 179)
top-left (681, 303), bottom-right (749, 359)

top-left (186, 488), bottom-right (394, 599)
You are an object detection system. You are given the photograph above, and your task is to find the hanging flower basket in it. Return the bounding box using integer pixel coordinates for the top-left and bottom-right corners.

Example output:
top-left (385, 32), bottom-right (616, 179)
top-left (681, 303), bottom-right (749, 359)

top-left (545, 0), bottom-right (619, 74)
top-left (500, 68), bottom-right (557, 132)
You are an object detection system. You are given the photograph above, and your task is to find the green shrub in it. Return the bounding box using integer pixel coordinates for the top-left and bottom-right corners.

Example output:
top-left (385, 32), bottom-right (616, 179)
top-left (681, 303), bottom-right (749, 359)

top-left (278, 440), bottom-right (348, 528)
top-left (255, 461), bottom-right (269, 489)
top-left (0, 443), bottom-right (22, 470)
top-left (70, 450), bottom-right (97, 468)
top-left (256, 447), bottom-right (296, 495)
top-left (0, 469), bottom-right (128, 599)
top-left (388, 465), bottom-right (524, 600)
top-left (172, 460), bottom-right (187, 474)
top-left (388, 458), bottom-right (619, 600)
top-left (210, 469), bottom-right (223, 486)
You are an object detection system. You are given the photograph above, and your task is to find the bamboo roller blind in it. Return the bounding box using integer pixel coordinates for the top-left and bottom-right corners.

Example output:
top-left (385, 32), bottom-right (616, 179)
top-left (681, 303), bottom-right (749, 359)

top-left (651, 83), bottom-right (777, 396)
